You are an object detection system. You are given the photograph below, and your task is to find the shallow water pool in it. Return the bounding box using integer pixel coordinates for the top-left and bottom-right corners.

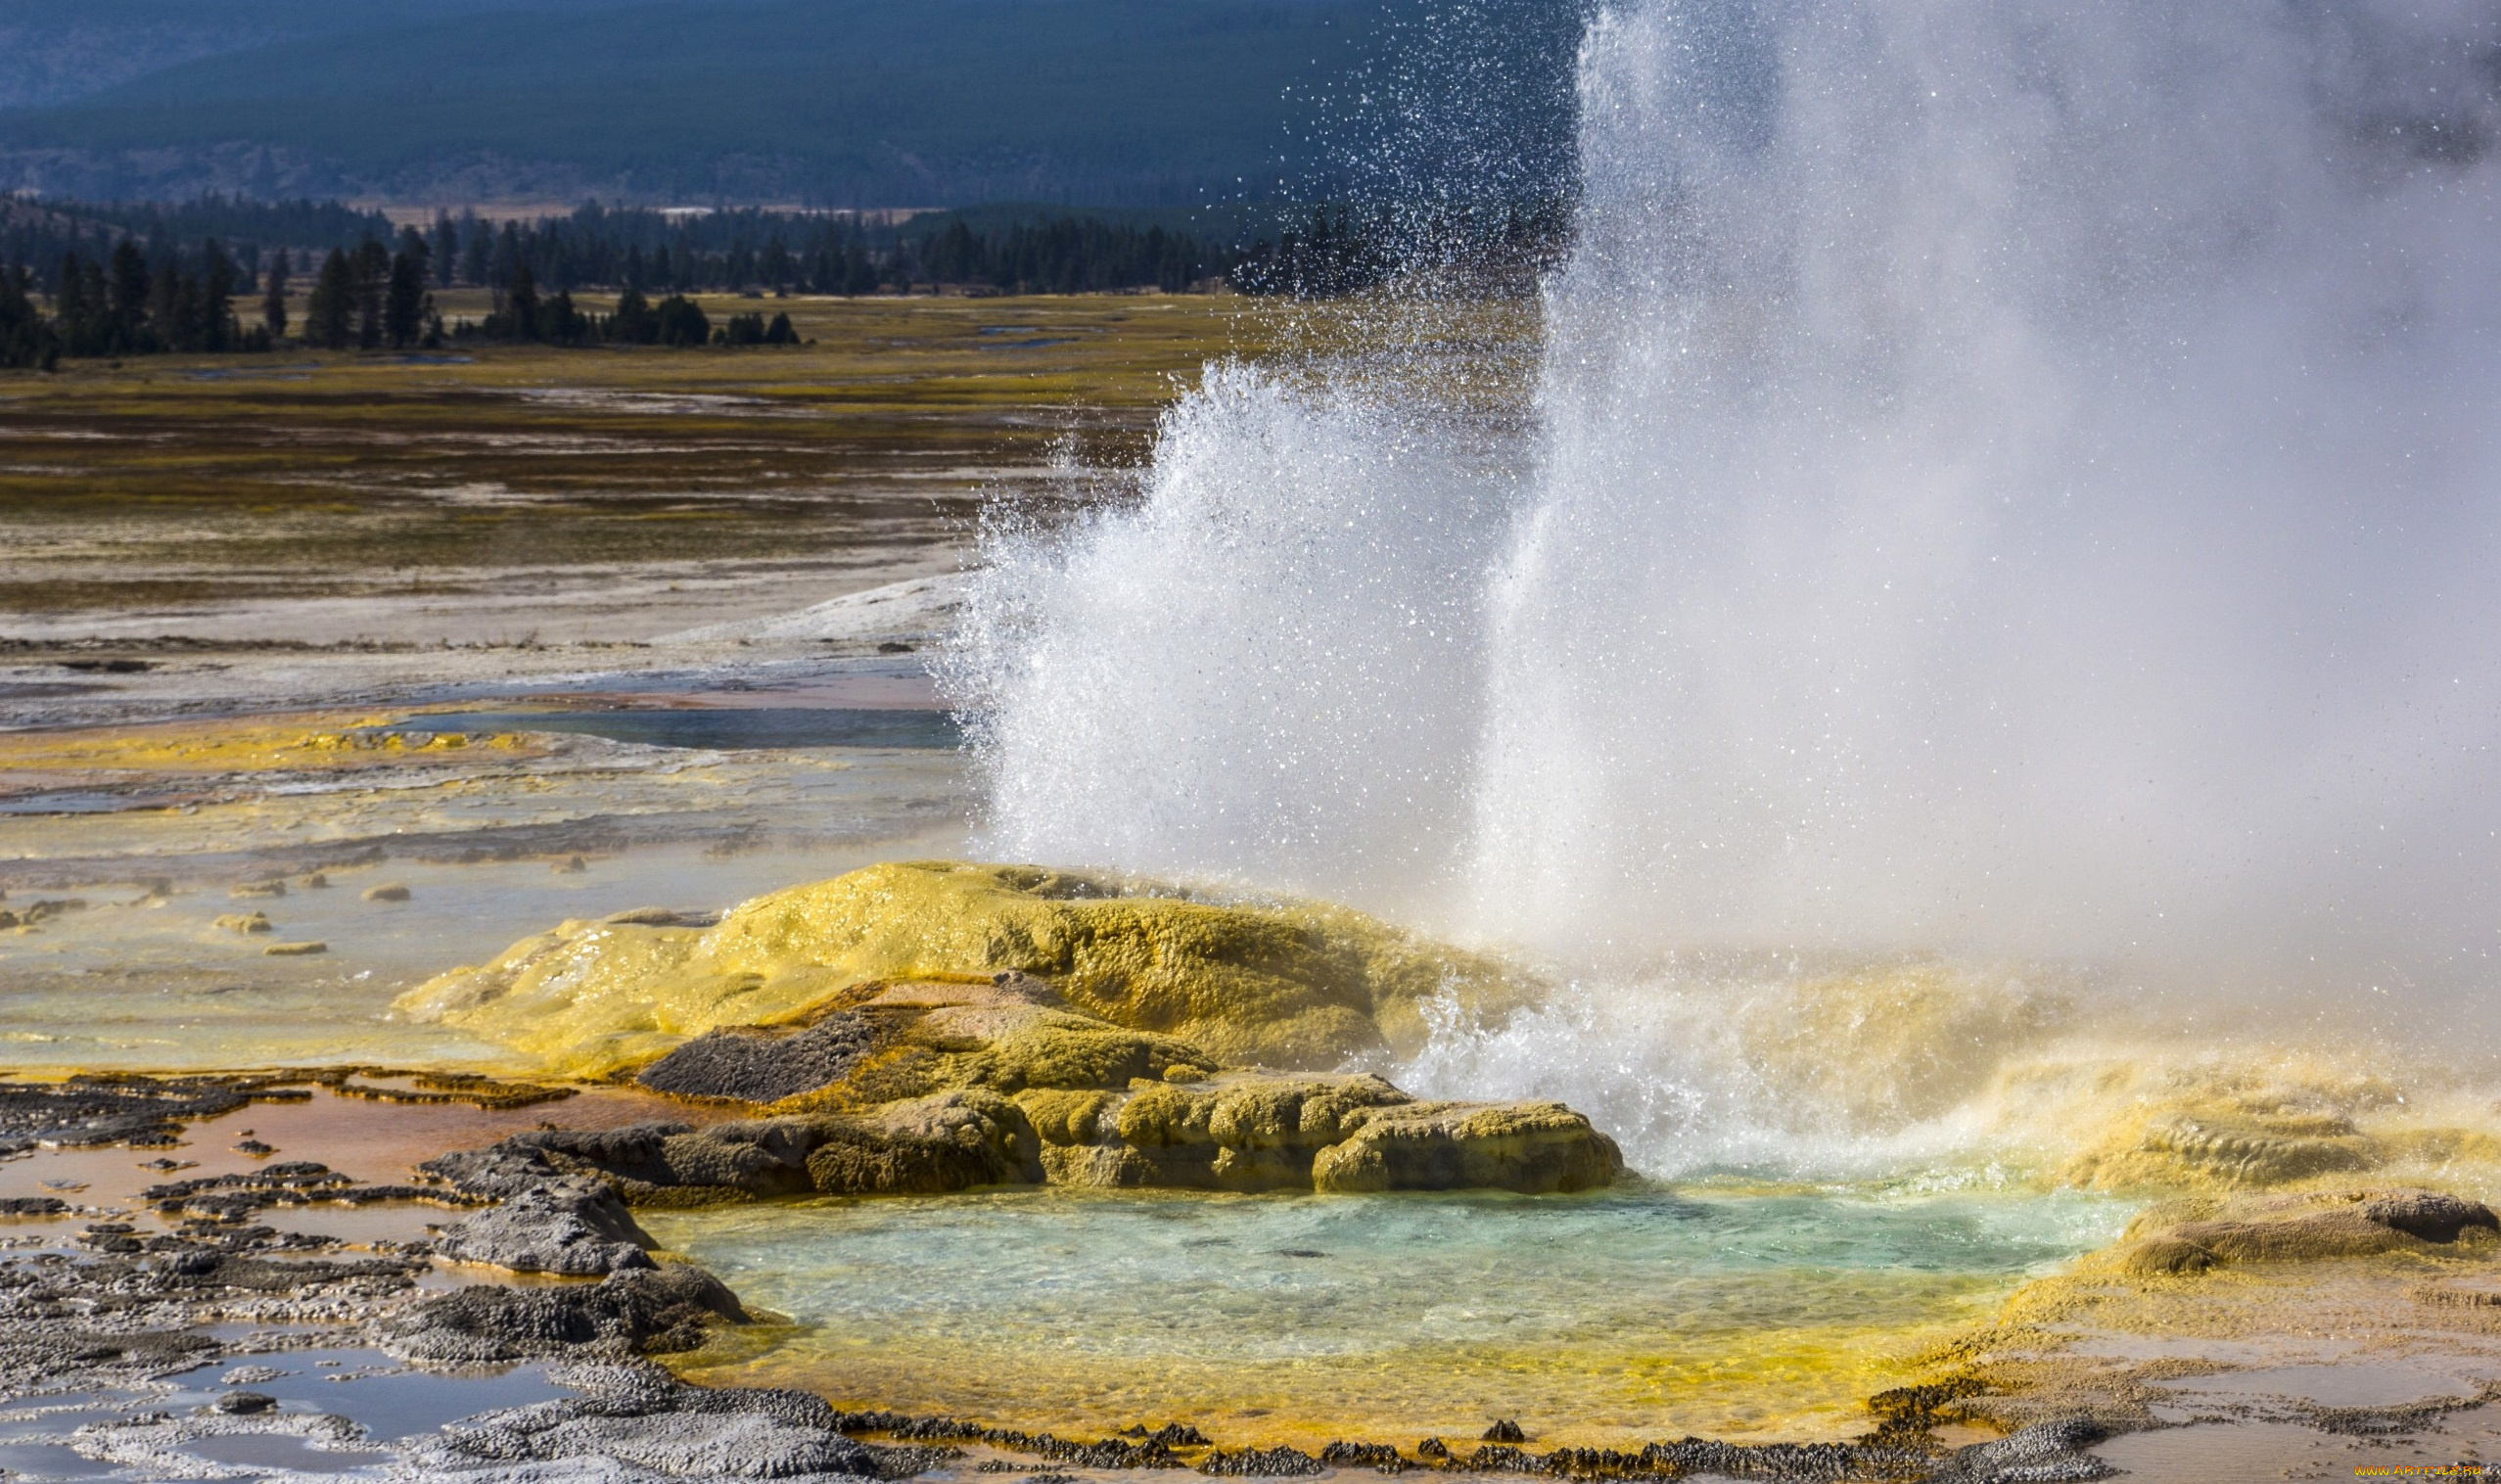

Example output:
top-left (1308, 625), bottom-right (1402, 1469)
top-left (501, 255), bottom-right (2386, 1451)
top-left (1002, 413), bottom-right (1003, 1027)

top-left (650, 1182), bottom-right (2131, 1449)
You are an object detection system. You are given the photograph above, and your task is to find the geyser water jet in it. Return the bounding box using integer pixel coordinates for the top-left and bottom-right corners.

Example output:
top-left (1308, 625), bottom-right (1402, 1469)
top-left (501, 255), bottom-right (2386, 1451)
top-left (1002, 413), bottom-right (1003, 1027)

top-left (1474, 0), bottom-right (2501, 994)
top-left (948, 0), bottom-right (2501, 1160)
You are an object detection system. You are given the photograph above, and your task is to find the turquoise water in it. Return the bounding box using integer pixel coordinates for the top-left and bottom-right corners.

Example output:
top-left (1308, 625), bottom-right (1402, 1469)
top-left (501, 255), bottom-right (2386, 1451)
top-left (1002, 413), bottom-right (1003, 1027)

top-left (650, 1181), bottom-right (2131, 1448)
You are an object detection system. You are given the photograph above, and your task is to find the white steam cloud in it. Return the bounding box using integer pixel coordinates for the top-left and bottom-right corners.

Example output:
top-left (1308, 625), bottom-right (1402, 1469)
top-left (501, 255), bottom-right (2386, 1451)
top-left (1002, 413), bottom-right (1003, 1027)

top-left (949, 0), bottom-right (2501, 1011)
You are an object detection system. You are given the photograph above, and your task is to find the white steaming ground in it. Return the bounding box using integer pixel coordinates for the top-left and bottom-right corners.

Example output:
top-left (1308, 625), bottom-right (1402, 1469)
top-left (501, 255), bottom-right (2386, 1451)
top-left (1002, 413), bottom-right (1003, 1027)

top-left (949, 0), bottom-right (2501, 1166)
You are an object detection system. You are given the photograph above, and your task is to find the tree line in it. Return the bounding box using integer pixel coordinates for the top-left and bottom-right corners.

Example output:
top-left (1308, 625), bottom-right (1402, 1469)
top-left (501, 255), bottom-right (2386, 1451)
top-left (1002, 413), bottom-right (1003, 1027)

top-left (2, 197), bottom-right (1246, 303)
top-left (0, 194), bottom-right (1573, 368)
top-left (4, 239), bottom-right (264, 365)
top-left (0, 227), bottom-right (792, 368)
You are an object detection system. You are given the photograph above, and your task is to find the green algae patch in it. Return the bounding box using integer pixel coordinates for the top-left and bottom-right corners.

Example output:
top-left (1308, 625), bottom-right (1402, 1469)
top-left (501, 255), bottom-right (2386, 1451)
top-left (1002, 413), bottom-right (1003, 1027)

top-left (394, 860), bottom-right (1520, 1077)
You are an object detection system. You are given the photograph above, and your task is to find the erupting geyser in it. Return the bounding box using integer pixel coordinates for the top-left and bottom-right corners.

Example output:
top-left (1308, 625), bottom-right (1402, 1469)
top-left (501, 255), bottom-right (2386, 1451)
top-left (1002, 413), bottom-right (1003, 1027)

top-left (948, 0), bottom-right (2501, 1088)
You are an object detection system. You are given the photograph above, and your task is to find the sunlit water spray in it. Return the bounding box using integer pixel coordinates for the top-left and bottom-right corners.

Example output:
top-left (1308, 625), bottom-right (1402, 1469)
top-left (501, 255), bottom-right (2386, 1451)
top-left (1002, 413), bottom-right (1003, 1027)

top-left (948, 0), bottom-right (2501, 1176)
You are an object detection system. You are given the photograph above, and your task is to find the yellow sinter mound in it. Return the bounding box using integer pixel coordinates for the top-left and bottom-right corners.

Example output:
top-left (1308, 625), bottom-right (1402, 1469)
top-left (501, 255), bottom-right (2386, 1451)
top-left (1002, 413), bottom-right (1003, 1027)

top-left (395, 859), bottom-right (1520, 1078)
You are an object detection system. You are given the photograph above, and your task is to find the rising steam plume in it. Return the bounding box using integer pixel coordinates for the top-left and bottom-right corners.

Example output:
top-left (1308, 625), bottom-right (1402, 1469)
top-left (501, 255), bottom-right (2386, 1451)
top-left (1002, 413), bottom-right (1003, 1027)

top-left (948, 0), bottom-right (2501, 1018)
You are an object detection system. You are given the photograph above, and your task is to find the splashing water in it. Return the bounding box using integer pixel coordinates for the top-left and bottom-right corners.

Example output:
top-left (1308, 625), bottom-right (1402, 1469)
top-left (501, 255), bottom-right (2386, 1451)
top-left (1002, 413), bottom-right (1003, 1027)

top-left (948, 1), bottom-right (2501, 1172)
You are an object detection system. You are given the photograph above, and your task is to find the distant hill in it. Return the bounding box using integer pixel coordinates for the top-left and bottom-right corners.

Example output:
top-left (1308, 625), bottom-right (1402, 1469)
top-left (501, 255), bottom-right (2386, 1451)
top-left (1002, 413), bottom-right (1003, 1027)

top-left (0, 0), bottom-right (1581, 209)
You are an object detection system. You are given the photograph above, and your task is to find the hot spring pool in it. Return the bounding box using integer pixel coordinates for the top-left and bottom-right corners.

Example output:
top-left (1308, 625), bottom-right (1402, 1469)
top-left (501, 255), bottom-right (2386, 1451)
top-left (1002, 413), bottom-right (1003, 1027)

top-left (646, 1182), bottom-right (2132, 1449)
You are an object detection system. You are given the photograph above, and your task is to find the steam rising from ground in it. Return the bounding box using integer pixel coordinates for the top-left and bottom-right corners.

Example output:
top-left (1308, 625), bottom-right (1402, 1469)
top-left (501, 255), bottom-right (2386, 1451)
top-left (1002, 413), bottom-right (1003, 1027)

top-left (948, 0), bottom-right (2501, 1167)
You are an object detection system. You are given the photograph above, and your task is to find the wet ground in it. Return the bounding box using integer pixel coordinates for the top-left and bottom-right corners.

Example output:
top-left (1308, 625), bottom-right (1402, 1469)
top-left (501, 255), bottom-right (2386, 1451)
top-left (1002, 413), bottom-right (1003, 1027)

top-left (0, 304), bottom-right (1088, 1067)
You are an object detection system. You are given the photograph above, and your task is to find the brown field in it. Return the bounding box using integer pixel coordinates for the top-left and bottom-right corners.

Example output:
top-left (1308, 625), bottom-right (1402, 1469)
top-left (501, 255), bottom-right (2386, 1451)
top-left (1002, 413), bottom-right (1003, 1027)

top-left (0, 294), bottom-right (1309, 638)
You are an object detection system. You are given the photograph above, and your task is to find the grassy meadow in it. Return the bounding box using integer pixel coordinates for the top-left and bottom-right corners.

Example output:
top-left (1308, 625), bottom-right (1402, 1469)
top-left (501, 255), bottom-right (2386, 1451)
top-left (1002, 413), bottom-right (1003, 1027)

top-left (0, 293), bottom-right (1305, 628)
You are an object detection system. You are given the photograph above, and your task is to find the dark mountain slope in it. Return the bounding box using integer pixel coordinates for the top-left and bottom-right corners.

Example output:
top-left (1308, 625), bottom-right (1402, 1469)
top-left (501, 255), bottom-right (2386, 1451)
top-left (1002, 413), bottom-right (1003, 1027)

top-left (0, 0), bottom-right (1582, 207)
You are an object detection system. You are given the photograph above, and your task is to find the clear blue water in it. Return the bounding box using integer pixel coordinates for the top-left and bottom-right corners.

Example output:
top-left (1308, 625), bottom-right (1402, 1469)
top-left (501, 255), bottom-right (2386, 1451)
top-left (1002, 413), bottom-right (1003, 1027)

top-left (652, 1181), bottom-right (2131, 1447)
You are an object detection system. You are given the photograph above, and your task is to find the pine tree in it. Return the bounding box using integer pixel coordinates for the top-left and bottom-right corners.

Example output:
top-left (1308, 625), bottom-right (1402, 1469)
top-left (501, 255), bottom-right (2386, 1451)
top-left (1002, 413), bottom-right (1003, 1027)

top-left (263, 249), bottom-right (290, 341)
top-left (148, 258), bottom-right (178, 348)
top-left (541, 288), bottom-right (589, 345)
top-left (460, 216), bottom-right (491, 287)
top-left (0, 266), bottom-right (58, 370)
top-left (653, 294), bottom-right (709, 348)
top-left (203, 242), bottom-right (236, 352)
top-left (609, 286), bottom-right (657, 345)
top-left (386, 237), bottom-right (431, 349)
top-left (354, 240), bottom-right (391, 349)
top-left (496, 262), bottom-right (541, 342)
top-left (491, 222), bottom-right (521, 291)
top-left (305, 249), bottom-right (354, 350)
top-left (56, 254), bottom-right (111, 356)
top-left (107, 240), bottom-right (151, 351)
top-left (842, 236), bottom-right (878, 296)
top-left (430, 212), bottom-right (458, 288)
top-left (54, 253), bottom-right (91, 353)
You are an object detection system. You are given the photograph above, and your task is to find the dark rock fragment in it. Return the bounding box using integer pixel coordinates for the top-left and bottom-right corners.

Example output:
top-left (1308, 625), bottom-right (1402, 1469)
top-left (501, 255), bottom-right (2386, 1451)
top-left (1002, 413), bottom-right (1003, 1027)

top-left (1481, 1419), bottom-right (1525, 1443)
top-left (409, 1359), bottom-right (944, 1479)
top-left (1038, 1437), bottom-right (1182, 1469)
top-left (1198, 1445), bottom-right (1323, 1476)
top-left (636, 1013), bottom-right (886, 1104)
top-left (0, 1196), bottom-right (66, 1215)
top-left (433, 1182), bottom-right (658, 1275)
top-left (2363, 1190), bottom-right (2500, 1242)
top-left (419, 1123), bottom-right (694, 1198)
top-left (213, 1390), bottom-right (276, 1414)
top-left (801, 1111), bottom-right (1025, 1196)
top-left (1320, 1441), bottom-right (1406, 1472)
top-left (0, 1074), bottom-right (259, 1154)
top-left (1415, 1438), bottom-right (1451, 1461)
top-left (385, 1262), bottom-right (747, 1363)
top-left (1929, 1417), bottom-right (2112, 1482)
top-left (422, 1104), bottom-right (1033, 1206)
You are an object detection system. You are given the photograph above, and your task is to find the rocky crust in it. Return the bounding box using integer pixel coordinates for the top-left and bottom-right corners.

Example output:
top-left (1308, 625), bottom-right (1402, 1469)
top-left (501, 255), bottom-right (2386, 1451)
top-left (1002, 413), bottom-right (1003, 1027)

top-left (0, 1072), bottom-right (295, 1153)
top-left (432, 1182), bottom-right (662, 1274)
top-left (2100, 1186), bottom-right (2500, 1275)
top-left (1926, 1418), bottom-right (2112, 1483)
top-left (405, 1361), bottom-right (947, 1480)
top-left (414, 968), bottom-right (1628, 1200)
top-left (394, 859), bottom-right (1528, 1076)
top-left (418, 1081), bottom-right (1620, 1206)
top-left (637, 1015), bottom-right (887, 1103)
top-left (387, 1264), bottom-right (749, 1363)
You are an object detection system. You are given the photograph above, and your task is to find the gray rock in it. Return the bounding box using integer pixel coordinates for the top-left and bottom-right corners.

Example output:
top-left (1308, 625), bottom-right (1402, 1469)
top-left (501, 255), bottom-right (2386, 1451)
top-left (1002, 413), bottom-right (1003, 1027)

top-left (1931, 1418), bottom-right (2114, 1483)
top-left (435, 1183), bottom-right (658, 1275)
top-left (0, 1075), bottom-right (254, 1155)
top-left (653, 1119), bottom-right (837, 1194)
top-left (635, 1014), bottom-right (885, 1104)
top-left (420, 1124), bottom-right (693, 1198)
top-left (386, 1263), bottom-right (748, 1364)
top-left (2362, 1189), bottom-right (2500, 1243)
top-left (402, 1361), bottom-right (925, 1480)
